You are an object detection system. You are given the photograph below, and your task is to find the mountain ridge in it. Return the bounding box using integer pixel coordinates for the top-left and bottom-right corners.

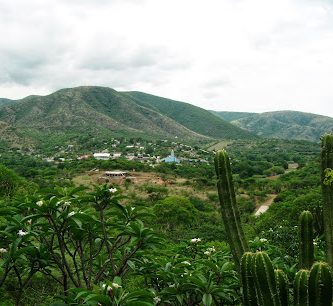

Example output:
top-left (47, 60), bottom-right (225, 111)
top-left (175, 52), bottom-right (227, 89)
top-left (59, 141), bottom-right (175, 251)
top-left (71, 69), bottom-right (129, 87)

top-left (212, 110), bottom-right (333, 141)
top-left (0, 86), bottom-right (253, 147)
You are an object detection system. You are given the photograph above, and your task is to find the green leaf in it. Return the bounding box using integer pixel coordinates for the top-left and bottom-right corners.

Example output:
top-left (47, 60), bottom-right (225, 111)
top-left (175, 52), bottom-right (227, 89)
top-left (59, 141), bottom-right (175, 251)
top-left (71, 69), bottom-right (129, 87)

top-left (202, 293), bottom-right (213, 306)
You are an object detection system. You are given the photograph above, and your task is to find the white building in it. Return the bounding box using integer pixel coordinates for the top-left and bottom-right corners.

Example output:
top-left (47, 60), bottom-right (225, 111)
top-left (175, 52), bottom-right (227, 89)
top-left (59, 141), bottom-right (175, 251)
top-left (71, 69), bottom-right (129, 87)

top-left (93, 153), bottom-right (111, 160)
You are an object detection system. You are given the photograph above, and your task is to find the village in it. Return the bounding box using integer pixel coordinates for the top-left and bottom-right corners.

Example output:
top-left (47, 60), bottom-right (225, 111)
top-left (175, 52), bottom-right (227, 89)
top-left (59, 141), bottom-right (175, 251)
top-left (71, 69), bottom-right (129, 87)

top-left (40, 138), bottom-right (212, 166)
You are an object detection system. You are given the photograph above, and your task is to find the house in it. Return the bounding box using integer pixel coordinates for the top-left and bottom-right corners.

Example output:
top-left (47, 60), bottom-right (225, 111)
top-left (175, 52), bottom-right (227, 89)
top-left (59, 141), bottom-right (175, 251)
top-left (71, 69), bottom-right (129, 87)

top-left (161, 150), bottom-right (180, 163)
top-left (93, 153), bottom-right (111, 160)
top-left (112, 152), bottom-right (122, 159)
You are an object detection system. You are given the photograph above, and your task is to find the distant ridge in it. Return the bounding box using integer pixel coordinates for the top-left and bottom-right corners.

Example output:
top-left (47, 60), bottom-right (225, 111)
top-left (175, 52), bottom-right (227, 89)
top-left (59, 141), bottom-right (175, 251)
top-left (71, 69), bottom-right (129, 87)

top-left (212, 110), bottom-right (333, 141)
top-left (0, 86), bottom-right (254, 147)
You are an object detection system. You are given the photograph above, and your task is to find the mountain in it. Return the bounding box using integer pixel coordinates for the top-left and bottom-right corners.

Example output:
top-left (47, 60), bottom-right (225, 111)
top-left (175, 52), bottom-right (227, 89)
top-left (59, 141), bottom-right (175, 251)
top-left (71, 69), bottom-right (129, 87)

top-left (211, 111), bottom-right (254, 122)
top-left (213, 110), bottom-right (333, 141)
top-left (0, 98), bottom-right (13, 107)
top-left (123, 91), bottom-right (254, 140)
top-left (0, 86), bottom-right (253, 147)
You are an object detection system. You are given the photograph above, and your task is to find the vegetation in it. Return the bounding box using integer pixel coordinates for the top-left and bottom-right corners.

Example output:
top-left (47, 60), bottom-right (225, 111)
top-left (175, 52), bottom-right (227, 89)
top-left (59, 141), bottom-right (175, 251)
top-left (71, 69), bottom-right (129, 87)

top-left (0, 126), bottom-right (333, 305)
top-left (213, 110), bottom-right (333, 142)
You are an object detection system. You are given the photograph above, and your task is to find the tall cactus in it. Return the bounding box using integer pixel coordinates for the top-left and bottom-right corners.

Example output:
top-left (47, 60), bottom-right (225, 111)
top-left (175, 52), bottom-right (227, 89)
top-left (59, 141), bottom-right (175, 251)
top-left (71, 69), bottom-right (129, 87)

top-left (252, 252), bottom-right (280, 306)
top-left (275, 269), bottom-right (289, 306)
top-left (240, 252), bottom-right (257, 306)
top-left (214, 150), bottom-right (248, 268)
top-left (308, 262), bottom-right (333, 306)
top-left (293, 269), bottom-right (309, 306)
top-left (299, 211), bottom-right (314, 269)
top-left (321, 134), bottom-right (333, 267)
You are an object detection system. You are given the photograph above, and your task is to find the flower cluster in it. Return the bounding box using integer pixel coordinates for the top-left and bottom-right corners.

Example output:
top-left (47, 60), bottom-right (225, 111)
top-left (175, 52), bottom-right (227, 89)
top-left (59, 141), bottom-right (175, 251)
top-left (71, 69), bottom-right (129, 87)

top-left (153, 296), bottom-right (161, 304)
top-left (190, 238), bottom-right (201, 244)
top-left (109, 188), bottom-right (117, 194)
top-left (18, 229), bottom-right (28, 236)
top-left (204, 246), bottom-right (216, 256)
top-left (0, 248), bottom-right (7, 254)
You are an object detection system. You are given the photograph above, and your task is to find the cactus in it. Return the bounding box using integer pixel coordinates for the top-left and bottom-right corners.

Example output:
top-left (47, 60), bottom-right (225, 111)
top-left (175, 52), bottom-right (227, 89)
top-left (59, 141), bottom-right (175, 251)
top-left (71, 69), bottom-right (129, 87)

top-left (299, 211), bottom-right (314, 269)
top-left (321, 134), bottom-right (333, 267)
top-left (308, 262), bottom-right (333, 306)
top-left (240, 252), bottom-right (257, 306)
top-left (275, 269), bottom-right (289, 306)
top-left (293, 269), bottom-right (309, 306)
top-left (214, 150), bottom-right (248, 268)
top-left (252, 252), bottom-right (280, 306)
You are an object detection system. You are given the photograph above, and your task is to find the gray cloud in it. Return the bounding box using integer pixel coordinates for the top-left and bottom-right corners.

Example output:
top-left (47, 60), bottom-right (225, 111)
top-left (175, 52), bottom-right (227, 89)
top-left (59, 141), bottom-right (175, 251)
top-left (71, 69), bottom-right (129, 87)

top-left (1, 0), bottom-right (333, 117)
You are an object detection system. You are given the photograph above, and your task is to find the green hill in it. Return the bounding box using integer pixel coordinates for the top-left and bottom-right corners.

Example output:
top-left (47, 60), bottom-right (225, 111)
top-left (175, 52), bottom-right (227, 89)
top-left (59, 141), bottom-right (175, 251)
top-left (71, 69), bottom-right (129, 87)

top-left (0, 86), bottom-right (253, 147)
top-left (123, 91), bottom-right (254, 140)
top-left (0, 98), bottom-right (13, 107)
top-left (216, 110), bottom-right (333, 141)
top-left (211, 111), bottom-right (255, 122)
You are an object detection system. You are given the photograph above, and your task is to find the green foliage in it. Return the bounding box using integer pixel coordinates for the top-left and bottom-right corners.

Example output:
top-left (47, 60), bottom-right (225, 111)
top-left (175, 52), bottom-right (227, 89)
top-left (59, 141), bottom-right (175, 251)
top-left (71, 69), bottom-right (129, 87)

top-left (153, 196), bottom-right (198, 231)
top-left (0, 164), bottom-right (24, 197)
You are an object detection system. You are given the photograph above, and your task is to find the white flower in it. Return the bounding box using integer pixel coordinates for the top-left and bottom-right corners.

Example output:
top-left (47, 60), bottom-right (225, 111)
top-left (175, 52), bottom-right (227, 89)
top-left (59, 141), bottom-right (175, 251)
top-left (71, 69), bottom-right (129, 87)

top-left (112, 282), bottom-right (121, 289)
top-left (181, 261), bottom-right (191, 265)
top-left (27, 219), bottom-right (32, 225)
top-left (63, 201), bottom-right (71, 207)
top-left (36, 200), bottom-right (43, 207)
top-left (109, 188), bottom-right (117, 194)
top-left (260, 238), bottom-right (268, 243)
top-left (68, 211), bottom-right (76, 217)
top-left (190, 238), bottom-right (201, 244)
top-left (18, 230), bottom-right (28, 236)
top-left (0, 248), bottom-right (7, 253)
top-left (131, 207), bottom-right (135, 211)
top-left (204, 251), bottom-right (210, 255)
top-left (153, 296), bottom-right (161, 304)
top-left (102, 284), bottom-right (112, 291)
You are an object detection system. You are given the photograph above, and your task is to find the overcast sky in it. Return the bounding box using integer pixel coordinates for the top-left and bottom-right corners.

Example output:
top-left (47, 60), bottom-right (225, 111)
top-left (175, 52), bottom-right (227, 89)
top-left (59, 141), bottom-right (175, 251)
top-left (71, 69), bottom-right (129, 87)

top-left (1, 0), bottom-right (333, 116)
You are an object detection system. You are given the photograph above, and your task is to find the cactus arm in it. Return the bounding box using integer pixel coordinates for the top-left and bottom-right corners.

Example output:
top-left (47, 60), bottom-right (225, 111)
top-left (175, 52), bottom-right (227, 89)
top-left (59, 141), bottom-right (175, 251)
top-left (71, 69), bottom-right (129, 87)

top-left (293, 269), bottom-right (309, 306)
top-left (299, 211), bottom-right (314, 269)
top-left (253, 252), bottom-right (280, 306)
top-left (275, 269), bottom-right (289, 306)
top-left (321, 134), bottom-right (333, 267)
top-left (214, 150), bottom-right (248, 268)
top-left (241, 252), bottom-right (258, 306)
top-left (308, 262), bottom-right (333, 306)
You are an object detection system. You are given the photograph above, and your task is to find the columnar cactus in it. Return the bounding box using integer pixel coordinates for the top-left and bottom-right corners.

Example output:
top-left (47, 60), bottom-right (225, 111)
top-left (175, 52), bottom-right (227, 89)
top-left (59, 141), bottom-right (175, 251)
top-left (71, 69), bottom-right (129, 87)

top-left (321, 134), bottom-right (333, 267)
top-left (252, 252), bottom-right (280, 306)
top-left (299, 210), bottom-right (314, 269)
top-left (275, 269), bottom-right (289, 306)
top-left (214, 150), bottom-right (248, 268)
top-left (240, 252), bottom-right (257, 306)
top-left (308, 262), bottom-right (333, 306)
top-left (293, 269), bottom-right (309, 306)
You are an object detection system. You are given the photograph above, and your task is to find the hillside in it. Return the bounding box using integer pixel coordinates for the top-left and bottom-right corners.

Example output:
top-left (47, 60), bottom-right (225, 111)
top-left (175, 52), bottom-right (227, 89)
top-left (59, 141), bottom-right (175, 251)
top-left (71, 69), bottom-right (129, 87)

top-left (0, 98), bottom-right (13, 107)
top-left (213, 110), bottom-right (333, 141)
top-left (211, 111), bottom-right (254, 122)
top-left (0, 86), bottom-right (252, 148)
top-left (123, 91), bottom-right (254, 140)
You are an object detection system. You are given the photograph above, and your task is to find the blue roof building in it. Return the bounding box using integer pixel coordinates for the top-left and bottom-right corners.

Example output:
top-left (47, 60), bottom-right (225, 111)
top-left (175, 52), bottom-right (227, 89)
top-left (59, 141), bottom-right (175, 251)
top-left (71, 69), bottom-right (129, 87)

top-left (161, 150), bottom-right (180, 163)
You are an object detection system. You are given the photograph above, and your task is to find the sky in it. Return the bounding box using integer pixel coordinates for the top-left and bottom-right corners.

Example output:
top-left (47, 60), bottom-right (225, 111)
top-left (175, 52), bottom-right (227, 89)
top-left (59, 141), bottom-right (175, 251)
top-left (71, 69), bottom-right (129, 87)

top-left (1, 0), bottom-right (333, 117)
